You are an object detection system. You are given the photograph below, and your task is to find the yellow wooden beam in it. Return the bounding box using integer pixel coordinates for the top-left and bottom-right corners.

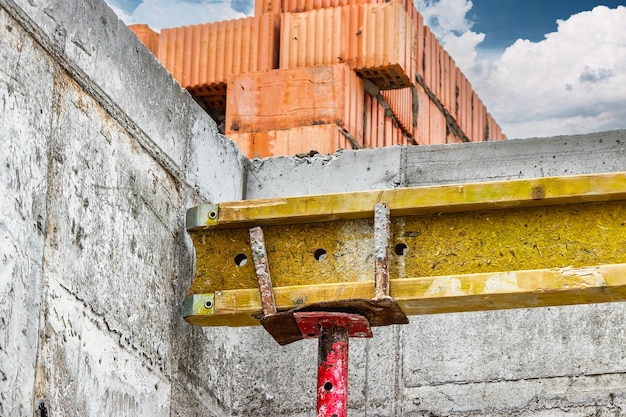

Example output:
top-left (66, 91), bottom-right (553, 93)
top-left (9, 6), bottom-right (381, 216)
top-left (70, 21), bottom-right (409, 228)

top-left (184, 172), bottom-right (626, 327)
top-left (187, 172), bottom-right (626, 230)
top-left (184, 263), bottom-right (626, 327)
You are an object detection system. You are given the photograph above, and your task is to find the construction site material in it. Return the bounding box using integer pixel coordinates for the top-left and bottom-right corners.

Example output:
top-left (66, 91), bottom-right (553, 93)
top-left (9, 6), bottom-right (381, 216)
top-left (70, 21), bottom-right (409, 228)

top-left (280, 1), bottom-right (416, 89)
top-left (226, 64), bottom-right (364, 136)
top-left (185, 171), bottom-right (626, 327)
top-left (311, 313), bottom-right (356, 417)
top-left (8, 0), bottom-right (626, 415)
top-left (228, 124), bottom-right (353, 158)
top-left (129, 0), bottom-right (506, 156)
top-left (156, 14), bottom-right (280, 110)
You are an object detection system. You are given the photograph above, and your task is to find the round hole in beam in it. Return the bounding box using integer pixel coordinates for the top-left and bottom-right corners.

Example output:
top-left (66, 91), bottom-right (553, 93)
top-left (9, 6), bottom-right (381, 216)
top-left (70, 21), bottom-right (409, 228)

top-left (324, 382), bottom-right (333, 391)
top-left (314, 249), bottom-right (327, 261)
top-left (395, 243), bottom-right (408, 256)
top-left (234, 253), bottom-right (248, 266)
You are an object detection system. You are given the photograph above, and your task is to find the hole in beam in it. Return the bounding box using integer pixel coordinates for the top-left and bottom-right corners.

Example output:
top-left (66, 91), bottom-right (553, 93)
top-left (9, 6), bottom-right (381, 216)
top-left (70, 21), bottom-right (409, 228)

top-left (395, 243), bottom-right (408, 256)
top-left (234, 253), bottom-right (248, 266)
top-left (314, 249), bottom-right (327, 261)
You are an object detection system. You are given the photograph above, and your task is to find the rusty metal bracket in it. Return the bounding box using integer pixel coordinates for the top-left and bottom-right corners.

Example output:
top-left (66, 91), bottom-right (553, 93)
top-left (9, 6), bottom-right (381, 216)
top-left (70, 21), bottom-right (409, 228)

top-left (374, 202), bottom-right (391, 300)
top-left (249, 226), bottom-right (278, 316)
top-left (247, 208), bottom-right (407, 346)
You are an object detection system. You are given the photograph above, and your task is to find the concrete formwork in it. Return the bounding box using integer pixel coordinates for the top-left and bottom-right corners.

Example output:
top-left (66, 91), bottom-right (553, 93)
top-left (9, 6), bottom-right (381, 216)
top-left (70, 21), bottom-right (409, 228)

top-left (0, 0), bottom-right (245, 415)
top-left (2, 0), bottom-right (626, 416)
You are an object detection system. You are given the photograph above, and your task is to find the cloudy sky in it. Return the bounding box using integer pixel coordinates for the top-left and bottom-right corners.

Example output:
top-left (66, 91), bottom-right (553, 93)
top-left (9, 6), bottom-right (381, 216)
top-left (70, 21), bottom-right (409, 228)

top-left (105, 0), bottom-right (626, 139)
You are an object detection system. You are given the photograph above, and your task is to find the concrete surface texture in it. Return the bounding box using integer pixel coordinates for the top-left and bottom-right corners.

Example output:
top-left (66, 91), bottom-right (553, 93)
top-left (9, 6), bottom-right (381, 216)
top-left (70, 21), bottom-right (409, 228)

top-left (2, 0), bottom-right (626, 416)
top-left (0, 0), bottom-right (245, 415)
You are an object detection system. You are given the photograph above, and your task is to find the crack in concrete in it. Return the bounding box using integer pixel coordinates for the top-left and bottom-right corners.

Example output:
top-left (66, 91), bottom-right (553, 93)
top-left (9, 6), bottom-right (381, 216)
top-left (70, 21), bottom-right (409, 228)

top-left (53, 279), bottom-right (169, 375)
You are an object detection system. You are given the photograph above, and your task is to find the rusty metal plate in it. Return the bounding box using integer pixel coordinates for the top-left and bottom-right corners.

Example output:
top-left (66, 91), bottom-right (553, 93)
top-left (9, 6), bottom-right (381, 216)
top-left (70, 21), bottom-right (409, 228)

top-left (261, 298), bottom-right (408, 345)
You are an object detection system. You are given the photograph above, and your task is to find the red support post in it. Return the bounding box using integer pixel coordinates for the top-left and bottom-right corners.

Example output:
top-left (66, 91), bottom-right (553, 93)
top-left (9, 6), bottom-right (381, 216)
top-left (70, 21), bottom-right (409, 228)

top-left (294, 312), bottom-right (371, 417)
top-left (317, 325), bottom-right (349, 417)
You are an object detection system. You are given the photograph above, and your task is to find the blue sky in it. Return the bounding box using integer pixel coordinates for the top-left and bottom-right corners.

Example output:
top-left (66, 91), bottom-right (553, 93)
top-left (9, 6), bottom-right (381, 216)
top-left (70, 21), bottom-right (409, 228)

top-left (105, 0), bottom-right (626, 139)
top-left (470, 1), bottom-right (625, 49)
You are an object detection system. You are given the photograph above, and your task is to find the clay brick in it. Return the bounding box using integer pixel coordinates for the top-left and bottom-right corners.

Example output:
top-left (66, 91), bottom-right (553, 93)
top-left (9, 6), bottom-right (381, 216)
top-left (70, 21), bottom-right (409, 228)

top-left (157, 14), bottom-right (280, 109)
top-left (381, 87), bottom-right (415, 135)
top-left (281, 0), bottom-right (386, 13)
top-left (441, 50), bottom-right (456, 115)
top-left (429, 99), bottom-right (446, 145)
top-left (228, 125), bottom-right (348, 158)
top-left (280, 1), bottom-right (416, 89)
top-left (129, 24), bottom-right (159, 56)
top-left (413, 84), bottom-right (430, 145)
top-left (364, 92), bottom-right (408, 147)
top-left (471, 95), bottom-right (486, 142)
top-left (455, 68), bottom-right (470, 137)
top-left (414, 12), bottom-right (424, 80)
top-left (225, 64), bottom-right (364, 138)
top-left (422, 26), bottom-right (435, 92)
top-left (255, 0), bottom-right (282, 16)
top-left (486, 112), bottom-right (505, 140)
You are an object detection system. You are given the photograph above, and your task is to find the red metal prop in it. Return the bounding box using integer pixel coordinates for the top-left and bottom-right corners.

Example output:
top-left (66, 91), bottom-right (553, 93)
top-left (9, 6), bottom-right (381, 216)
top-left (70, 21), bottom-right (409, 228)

top-left (293, 312), bottom-right (372, 417)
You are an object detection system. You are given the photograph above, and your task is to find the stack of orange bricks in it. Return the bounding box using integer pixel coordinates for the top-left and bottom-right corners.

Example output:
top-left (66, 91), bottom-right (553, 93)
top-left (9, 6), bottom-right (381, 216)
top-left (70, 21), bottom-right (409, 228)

top-left (130, 0), bottom-right (506, 158)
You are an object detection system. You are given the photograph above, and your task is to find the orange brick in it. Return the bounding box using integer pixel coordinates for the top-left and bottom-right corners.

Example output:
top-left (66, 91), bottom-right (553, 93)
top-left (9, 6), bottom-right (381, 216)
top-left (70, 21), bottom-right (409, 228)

top-left (157, 14), bottom-right (280, 109)
top-left (414, 12), bottom-right (424, 80)
top-left (228, 125), bottom-right (346, 158)
top-left (413, 84), bottom-right (430, 145)
top-left (423, 27), bottom-right (437, 92)
top-left (225, 64), bottom-right (364, 137)
top-left (255, 0), bottom-right (281, 15)
top-left (281, 0), bottom-right (387, 13)
top-left (429, 100), bottom-right (446, 145)
top-left (280, 1), bottom-right (416, 89)
top-left (471, 95), bottom-right (486, 142)
top-left (364, 91), bottom-right (407, 148)
top-left (381, 87), bottom-right (415, 135)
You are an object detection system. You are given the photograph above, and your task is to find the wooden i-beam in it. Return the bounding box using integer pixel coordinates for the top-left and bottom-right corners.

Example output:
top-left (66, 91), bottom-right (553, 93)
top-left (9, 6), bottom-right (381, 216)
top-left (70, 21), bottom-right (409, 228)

top-left (183, 172), bottom-right (626, 328)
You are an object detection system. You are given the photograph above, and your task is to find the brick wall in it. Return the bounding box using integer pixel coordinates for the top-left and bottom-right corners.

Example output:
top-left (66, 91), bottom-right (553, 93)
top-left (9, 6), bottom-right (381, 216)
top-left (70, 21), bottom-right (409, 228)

top-left (131, 0), bottom-right (506, 158)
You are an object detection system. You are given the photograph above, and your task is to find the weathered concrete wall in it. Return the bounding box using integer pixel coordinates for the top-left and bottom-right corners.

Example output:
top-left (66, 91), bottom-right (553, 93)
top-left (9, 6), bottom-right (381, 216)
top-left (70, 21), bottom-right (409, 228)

top-left (0, 0), bottom-right (246, 415)
top-left (3, 0), bottom-right (626, 415)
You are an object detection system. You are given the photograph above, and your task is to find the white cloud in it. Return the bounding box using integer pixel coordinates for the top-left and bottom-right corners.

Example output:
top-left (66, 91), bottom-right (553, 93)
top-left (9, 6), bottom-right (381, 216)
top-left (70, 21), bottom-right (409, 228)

top-left (440, 30), bottom-right (484, 73)
top-left (415, 2), bottom-right (626, 138)
top-left (457, 5), bottom-right (626, 138)
top-left (414, 0), bottom-right (488, 104)
top-left (415, 0), bottom-right (474, 36)
top-left (108, 0), bottom-right (249, 30)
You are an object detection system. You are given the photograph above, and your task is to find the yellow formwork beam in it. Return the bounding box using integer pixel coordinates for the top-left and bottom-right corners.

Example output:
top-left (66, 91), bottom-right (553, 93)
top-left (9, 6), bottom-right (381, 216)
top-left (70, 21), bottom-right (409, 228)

top-left (184, 172), bottom-right (626, 327)
top-left (185, 264), bottom-right (626, 327)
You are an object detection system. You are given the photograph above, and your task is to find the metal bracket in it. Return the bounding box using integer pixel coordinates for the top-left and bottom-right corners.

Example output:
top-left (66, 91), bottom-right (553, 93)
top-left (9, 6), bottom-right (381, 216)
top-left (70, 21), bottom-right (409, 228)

top-left (294, 312), bottom-right (372, 339)
top-left (247, 204), bottom-right (408, 346)
top-left (186, 204), bottom-right (218, 229)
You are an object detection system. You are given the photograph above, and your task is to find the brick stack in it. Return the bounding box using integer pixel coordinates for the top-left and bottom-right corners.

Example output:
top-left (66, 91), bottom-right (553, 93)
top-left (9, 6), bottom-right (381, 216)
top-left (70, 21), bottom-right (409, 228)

top-left (130, 0), bottom-right (506, 158)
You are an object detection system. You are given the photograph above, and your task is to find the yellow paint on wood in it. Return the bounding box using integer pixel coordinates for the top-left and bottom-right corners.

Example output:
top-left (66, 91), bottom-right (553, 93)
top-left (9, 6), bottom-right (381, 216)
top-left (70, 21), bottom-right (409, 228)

top-left (184, 172), bottom-right (626, 327)
top-left (185, 263), bottom-right (626, 327)
top-left (187, 172), bottom-right (626, 230)
top-left (189, 200), bottom-right (626, 293)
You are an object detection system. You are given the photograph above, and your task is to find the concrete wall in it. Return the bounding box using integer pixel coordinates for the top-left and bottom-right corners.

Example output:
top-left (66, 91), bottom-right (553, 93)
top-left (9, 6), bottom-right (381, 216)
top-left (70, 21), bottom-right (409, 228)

top-left (3, 0), bottom-right (626, 416)
top-left (0, 0), bottom-right (246, 415)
